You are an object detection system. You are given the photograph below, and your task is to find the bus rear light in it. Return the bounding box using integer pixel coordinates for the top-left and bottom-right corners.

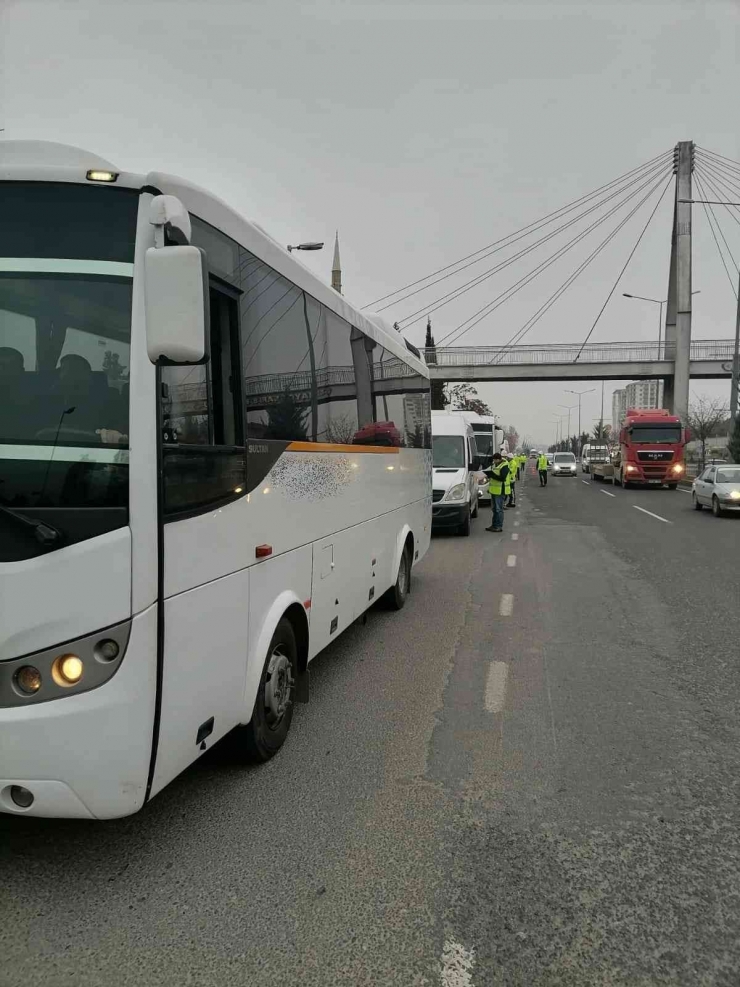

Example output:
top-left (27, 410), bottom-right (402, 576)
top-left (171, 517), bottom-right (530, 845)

top-left (14, 666), bottom-right (42, 695)
top-left (255, 544), bottom-right (273, 558)
top-left (51, 654), bottom-right (84, 687)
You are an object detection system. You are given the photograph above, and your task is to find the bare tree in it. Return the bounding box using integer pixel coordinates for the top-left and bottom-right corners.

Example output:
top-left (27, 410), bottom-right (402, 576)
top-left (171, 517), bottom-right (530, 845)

top-left (324, 413), bottom-right (357, 445)
top-left (687, 397), bottom-right (729, 468)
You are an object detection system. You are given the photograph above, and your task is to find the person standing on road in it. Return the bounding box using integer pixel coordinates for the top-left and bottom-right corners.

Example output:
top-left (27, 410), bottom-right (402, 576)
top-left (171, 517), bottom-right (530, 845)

top-left (505, 454), bottom-right (516, 508)
top-left (537, 451), bottom-right (548, 486)
top-left (518, 453), bottom-right (526, 480)
top-left (485, 453), bottom-right (509, 532)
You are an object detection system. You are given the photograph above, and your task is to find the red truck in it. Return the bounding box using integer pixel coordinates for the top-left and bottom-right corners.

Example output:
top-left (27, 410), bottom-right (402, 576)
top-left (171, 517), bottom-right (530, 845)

top-left (592, 408), bottom-right (687, 489)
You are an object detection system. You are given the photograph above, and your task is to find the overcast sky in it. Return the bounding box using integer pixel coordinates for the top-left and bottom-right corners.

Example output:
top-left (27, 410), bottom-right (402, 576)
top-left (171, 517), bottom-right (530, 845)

top-left (3, 0), bottom-right (738, 445)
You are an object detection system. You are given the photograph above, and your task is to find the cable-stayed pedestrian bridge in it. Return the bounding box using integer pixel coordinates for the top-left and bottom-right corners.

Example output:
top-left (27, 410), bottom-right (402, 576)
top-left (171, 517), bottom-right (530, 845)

top-left (424, 339), bottom-right (735, 383)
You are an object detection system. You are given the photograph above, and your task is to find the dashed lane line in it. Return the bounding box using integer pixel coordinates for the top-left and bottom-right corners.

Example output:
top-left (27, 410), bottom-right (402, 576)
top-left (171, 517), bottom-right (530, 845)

top-left (511, 533), bottom-right (519, 541)
top-left (499, 594), bottom-right (514, 617)
top-left (600, 489), bottom-right (616, 498)
top-left (633, 505), bottom-right (672, 524)
top-left (514, 520), bottom-right (520, 527)
top-left (581, 479), bottom-right (590, 485)
top-left (506, 555), bottom-right (517, 567)
top-left (484, 661), bottom-right (509, 713)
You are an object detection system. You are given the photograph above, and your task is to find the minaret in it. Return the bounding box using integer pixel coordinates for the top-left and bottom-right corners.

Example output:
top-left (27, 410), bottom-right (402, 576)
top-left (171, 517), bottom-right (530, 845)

top-left (331, 230), bottom-right (342, 294)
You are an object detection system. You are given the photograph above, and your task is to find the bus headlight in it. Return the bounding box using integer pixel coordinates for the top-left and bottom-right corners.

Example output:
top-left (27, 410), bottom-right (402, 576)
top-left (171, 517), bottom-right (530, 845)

top-left (1, 619), bottom-right (131, 709)
top-left (444, 483), bottom-right (467, 502)
top-left (52, 654), bottom-right (84, 687)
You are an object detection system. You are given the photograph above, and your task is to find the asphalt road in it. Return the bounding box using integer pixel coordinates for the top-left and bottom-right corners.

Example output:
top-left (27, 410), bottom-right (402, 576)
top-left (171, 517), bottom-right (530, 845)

top-left (2, 466), bottom-right (740, 986)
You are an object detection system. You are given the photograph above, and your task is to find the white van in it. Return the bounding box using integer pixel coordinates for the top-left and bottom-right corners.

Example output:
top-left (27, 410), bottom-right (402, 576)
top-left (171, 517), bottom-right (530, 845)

top-left (581, 443), bottom-right (609, 473)
top-left (431, 412), bottom-right (481, 536)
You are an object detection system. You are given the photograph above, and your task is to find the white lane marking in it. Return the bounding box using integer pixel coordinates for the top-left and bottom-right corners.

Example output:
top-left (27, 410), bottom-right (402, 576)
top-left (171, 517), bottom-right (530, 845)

top-left (484, 661), bottom-right (509, 713)
top-left (514, 520), bottom-right (520, 527)
top-left (678, 487), bottom-right (691, 493)
top-left (600, 489), bottom-right (616, 498)
top-left (441, 939), bottom-right (475, 987)
top-left (507, 554), bottom-right (517, 567)
top-left (511, 532), bottom-right (519, 541)
top-left (633, 505), bottom-right (672, 524)
top-left (499, 593), bottom-right (514, 616)
top-left (581, 479), bottom-right (590, 485)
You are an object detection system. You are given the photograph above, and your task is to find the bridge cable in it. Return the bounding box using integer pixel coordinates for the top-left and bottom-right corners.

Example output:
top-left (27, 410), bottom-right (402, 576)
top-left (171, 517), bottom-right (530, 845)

top-left (435, 165), bottom-right (672, 346)
top-left (573, 173), bottom-right (674, 362)
top-left (387, 155), bottom-right (672, 321)
top-left (694, 169), bottom-right (740, 262)
top-left (693, 160), bottom-right (740, 227)
top-left (479, 172), bottom-right (681, 359)
top-left (362, 149), bottom-right (673, 311)
top-left (696, 146), bottom-right (740, 175)
top-left (395, 156), bottom-right (672, 330)
top-left (695, 151), bottom-right (740, 192)
top-left (693, 174), bottom-right (739, 298)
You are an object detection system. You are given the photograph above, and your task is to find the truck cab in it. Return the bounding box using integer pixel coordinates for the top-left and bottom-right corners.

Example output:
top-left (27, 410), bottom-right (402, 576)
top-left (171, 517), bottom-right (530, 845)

top-left (615, 408), bottom-right (687, 488)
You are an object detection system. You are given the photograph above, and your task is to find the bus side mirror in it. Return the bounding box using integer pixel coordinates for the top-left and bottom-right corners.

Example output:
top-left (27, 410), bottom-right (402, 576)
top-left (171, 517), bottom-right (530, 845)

top-left (145, 245), bottom-right (210, 364)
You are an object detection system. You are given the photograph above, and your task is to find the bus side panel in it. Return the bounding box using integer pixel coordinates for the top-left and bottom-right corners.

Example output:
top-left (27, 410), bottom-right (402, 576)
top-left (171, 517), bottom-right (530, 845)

top-left (149, 569), bottom-right (251, 800)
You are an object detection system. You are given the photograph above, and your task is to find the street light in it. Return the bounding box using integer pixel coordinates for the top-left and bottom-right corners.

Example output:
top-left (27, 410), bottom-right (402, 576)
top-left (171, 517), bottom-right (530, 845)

top-left (623, 290), bottom-right (700, 360)
top-left (287, 241), bottom-right (324, 253)
top-left (565, 388), bottom-right (596, 456)
top-left (557, 404), bottom-right (577, 448)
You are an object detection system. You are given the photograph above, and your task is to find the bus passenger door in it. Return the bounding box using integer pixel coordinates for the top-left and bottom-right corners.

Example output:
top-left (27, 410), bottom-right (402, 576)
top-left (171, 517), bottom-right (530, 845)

top-left (151, 281), bottom-right (249, 798)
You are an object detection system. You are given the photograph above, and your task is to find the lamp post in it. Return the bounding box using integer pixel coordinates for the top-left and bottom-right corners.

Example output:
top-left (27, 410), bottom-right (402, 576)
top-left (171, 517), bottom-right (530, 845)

top-left (565, 388), bottom-right (596, 457)
top-left (623, 290), bottom-right (700, 361)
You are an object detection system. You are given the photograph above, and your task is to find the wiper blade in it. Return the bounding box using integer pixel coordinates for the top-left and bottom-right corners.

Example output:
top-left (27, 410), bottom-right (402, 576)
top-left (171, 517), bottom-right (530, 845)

top-left (0, 503), bottom-right (63, 547)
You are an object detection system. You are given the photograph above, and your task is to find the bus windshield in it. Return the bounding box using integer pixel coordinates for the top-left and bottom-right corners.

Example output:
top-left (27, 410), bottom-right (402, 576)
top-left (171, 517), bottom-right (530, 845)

top-left (433, 435), bottom-right (465, 468)
top-left (0, 182), bottom-right (137, 559)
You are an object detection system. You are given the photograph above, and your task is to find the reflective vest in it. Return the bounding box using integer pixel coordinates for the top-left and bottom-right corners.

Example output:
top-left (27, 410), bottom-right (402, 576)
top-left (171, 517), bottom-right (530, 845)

top-left (488, 462), bottom-right (508, 495)
top-left (537, 455), bottom-right (547, 470)
top-left (504, 464), bottom-right (513, 493)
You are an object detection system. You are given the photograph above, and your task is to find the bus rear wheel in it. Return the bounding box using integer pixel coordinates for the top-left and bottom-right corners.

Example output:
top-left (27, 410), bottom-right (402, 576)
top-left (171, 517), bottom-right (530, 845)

top-left (383, 544), bottom-right (411, 610)
top-left (239, 618), bottom-right (297, 763)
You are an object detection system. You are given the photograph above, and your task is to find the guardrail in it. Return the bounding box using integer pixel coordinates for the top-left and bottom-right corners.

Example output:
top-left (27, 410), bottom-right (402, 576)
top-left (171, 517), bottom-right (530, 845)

top-left (424, 339), bottom-right (735, 367)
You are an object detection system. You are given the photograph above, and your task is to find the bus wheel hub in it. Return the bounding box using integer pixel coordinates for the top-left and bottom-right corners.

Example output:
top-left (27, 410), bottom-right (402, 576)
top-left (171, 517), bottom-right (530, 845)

top-left (265, 649), bottom-right (292, 724)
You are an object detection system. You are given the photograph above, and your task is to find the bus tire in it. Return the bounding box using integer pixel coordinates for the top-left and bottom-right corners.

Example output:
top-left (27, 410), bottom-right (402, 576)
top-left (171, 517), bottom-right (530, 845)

top-left (383, 544), bottom-right (411, 610)
top-left (459, 509), bottom-right (471, 536)
top-left (239, 618), bottom-right (297, 763)
top-left (471, 498), bottom-right (479, 519)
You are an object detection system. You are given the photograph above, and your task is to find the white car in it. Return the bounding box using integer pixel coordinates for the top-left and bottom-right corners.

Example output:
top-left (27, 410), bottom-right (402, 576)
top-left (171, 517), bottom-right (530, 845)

top-left (552, 452), bottom-right (577, 476)
top-left (692, 464), bottom-right (740, 517)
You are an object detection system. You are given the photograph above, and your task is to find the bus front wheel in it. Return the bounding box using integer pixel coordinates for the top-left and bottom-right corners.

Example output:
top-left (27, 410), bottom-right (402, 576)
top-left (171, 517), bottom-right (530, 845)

top-left (239, 618), bottom-right (298, 762)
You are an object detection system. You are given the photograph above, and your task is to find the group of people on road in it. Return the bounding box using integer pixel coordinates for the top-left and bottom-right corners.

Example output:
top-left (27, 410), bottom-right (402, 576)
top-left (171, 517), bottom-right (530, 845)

top-left (485, 452), bottom-right (527, 533)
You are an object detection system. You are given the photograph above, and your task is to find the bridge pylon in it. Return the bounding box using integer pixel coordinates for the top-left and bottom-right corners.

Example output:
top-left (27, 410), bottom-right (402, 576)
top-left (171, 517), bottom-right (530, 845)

top-left (663, 141), bottom-right (694, 420)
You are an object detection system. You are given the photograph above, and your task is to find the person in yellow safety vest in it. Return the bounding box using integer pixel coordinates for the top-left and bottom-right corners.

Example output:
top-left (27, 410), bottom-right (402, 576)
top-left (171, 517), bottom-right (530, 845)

top-left (485, 453), bottom-right (510, 532)
top-left (537, 451), bottom-right (548, 487)
top-left (518, 454), bottom-right (526, 479)
top-left (504, 454), bottom-right (516, 509)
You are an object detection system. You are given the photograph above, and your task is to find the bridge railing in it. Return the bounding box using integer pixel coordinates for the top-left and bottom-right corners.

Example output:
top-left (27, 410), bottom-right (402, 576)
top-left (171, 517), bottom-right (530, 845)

top-left (424, 339), bottom-right (734, 367)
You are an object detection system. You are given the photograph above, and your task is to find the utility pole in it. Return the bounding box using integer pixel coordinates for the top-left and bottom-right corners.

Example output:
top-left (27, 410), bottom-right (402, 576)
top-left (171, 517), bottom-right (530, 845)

top-left (664, 141), bottom-right (694, 420)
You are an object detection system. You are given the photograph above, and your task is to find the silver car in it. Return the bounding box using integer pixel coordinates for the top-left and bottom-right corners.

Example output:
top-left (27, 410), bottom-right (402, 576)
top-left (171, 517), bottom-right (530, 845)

top-left (692, 464), bottom-right (740, 517)
top-left (552, 452), bottom-right (577, 476)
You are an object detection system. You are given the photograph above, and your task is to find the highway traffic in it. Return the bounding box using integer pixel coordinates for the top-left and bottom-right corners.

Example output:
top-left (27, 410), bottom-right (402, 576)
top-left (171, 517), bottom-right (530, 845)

top-left (2, 465), bottom-right (738, 986)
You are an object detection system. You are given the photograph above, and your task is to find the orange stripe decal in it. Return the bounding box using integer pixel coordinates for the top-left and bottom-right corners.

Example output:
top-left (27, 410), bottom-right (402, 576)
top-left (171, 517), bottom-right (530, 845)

top-left (286, 441), bottom-right (400, 454)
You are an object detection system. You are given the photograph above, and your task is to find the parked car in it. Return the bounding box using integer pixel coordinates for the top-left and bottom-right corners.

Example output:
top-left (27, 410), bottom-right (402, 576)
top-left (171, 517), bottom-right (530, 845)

top-left (552, 452), bottom-right (577, 476)
top-left (692, 464), bottom-right (740, 517)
